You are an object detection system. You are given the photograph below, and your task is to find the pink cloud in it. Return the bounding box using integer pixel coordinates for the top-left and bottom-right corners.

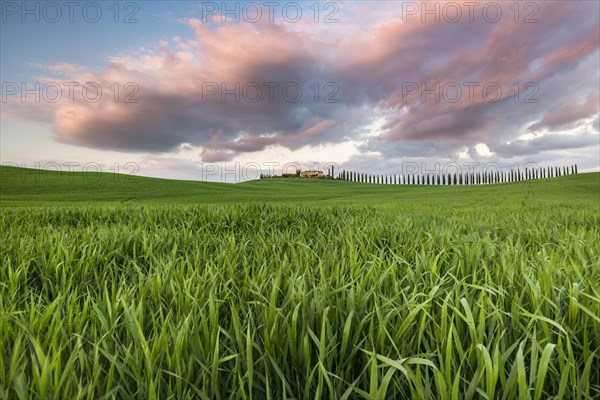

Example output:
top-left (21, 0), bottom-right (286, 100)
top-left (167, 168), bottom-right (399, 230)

top-left (5, 1), bottom-right (598, 161)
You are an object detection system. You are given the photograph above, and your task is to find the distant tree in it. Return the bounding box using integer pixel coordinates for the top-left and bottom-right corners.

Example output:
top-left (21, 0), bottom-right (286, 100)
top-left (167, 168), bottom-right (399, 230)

top-left (575, 164), bottom-right (578, 174)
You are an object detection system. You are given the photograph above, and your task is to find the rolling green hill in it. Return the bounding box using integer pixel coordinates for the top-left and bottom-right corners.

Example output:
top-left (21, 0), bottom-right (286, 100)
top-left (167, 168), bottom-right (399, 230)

top-left (1, 166), bottom-right (598, 206)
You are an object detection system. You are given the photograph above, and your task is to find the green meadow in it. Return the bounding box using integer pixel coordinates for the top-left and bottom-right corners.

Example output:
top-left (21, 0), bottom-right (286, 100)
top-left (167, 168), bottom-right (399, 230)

top-left (1, 166), bottom-right (599, 399)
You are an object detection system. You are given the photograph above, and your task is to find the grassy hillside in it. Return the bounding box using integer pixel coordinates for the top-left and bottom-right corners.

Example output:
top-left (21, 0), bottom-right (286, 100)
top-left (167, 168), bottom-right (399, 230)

top-left (1, 166), bottom-right (599, 398)
top-left (1, 166), bottom-right (598, 206)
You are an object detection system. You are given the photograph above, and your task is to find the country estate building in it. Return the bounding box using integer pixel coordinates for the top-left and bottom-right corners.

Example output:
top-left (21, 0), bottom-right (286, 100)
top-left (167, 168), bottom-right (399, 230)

top-left (300, 170), bottom-right (324, 178)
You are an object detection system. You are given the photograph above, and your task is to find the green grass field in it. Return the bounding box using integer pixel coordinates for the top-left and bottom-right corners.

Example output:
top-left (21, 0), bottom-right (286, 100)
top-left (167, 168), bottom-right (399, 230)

top-left (1, 166), bottom-right (599, 399)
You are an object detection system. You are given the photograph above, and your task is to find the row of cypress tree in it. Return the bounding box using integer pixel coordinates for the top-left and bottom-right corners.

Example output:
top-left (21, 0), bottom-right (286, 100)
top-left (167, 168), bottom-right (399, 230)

top-left (337, 164), bottom-right (578, 185)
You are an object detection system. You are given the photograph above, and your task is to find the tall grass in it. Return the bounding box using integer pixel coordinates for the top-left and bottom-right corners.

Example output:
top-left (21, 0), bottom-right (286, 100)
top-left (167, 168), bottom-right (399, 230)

top-left (1, 203), bottom-right (599, 399)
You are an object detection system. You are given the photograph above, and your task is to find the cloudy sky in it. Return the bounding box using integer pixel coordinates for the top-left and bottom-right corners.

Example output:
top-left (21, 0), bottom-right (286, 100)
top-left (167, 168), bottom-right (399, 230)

top-left (1, 1), bottom-right (599, 181)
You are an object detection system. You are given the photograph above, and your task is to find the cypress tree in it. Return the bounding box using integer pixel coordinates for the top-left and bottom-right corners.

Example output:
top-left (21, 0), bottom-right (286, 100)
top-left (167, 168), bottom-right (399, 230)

top-left (575, 164), bottom-right (578, 174)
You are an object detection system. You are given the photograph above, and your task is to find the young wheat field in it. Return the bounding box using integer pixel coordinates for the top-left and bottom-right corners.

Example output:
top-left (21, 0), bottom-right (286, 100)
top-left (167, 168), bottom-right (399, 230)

top-left (1, 167), bottom-right (599, 399)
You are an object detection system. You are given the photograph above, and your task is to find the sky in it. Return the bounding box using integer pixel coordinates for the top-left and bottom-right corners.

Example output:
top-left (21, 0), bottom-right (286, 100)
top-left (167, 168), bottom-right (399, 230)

top-left (1, 1), bottom-right (599, 182)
